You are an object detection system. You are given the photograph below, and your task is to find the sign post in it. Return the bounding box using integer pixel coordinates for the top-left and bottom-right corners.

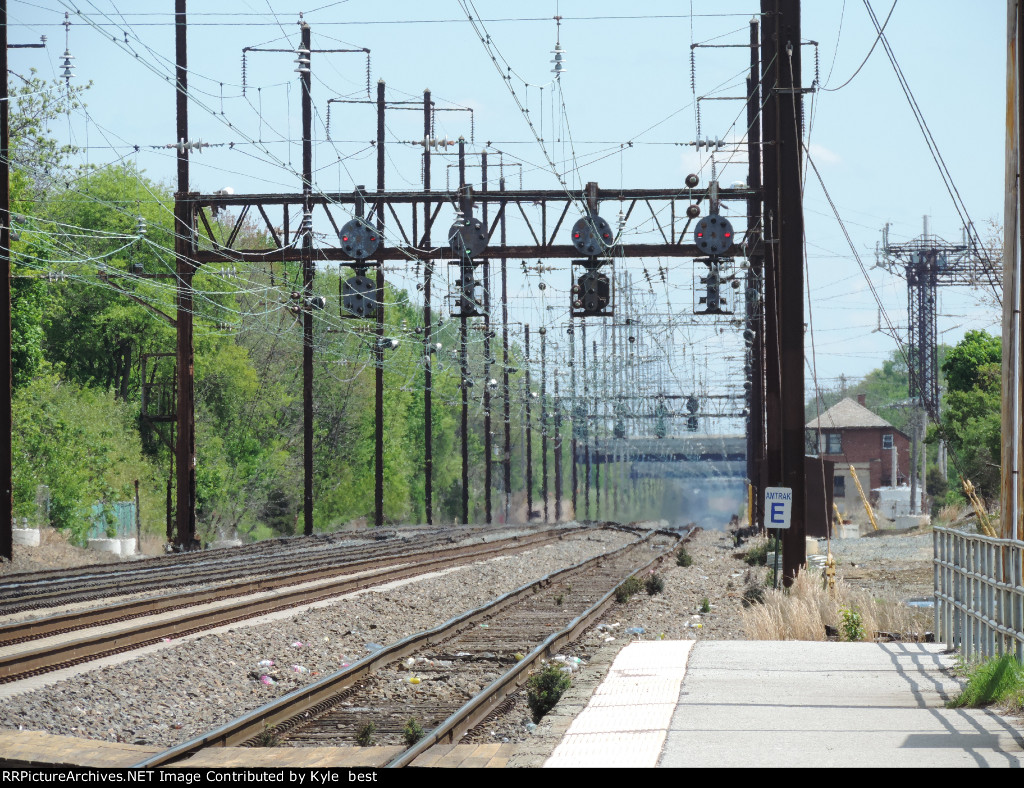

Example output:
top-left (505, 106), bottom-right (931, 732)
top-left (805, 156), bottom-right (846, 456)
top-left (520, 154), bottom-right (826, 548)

top-left (765, 487), bottom-right (792, 589)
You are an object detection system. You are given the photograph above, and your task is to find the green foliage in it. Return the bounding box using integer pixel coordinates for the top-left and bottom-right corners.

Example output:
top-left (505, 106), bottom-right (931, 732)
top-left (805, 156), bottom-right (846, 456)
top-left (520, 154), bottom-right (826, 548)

top-left (940, 331), bottom-right (1002, 502)
top-left (250, 725), bottom-right (281, 747)
top-left (943, 330), bottom-right (1002, 394)
top-left (839, 607), bottom-right (866, 642)
top-left (742, 580), bottom-right (767, 606)
top-left (700, 596), bottom-right (711, 613)
top-left (12, 373), bottom-right (163, 542)
top-left (355, 722), bottom-right (376, 747)
top-left (4, 80), bottom-right (569, 543)
top-left (645, 573), bottom-right (665, 595)
top-left (948, 655), bottom-right (1024, 710)
top-left (615, 575), bottom-right (644, 603)
top-left (743, 541), bottom-right (768, 566)
top-left (9, 70), bottom-right (90, 198)
top-left (527, 664), bottom-right (572, 724)
top-left (402, 717), bottom-right (425, 747)
top-left (40, 164), bottom-right (177, 400)
top-left (676, 545), bottom-right (693, 567)
top-left (10, 277), bottom-right (47, 389)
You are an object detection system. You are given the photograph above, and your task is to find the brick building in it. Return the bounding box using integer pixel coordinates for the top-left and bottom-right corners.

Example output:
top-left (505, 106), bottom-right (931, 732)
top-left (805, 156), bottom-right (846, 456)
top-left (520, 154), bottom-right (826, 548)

top-left (805, 395), bottom-right (912, 514)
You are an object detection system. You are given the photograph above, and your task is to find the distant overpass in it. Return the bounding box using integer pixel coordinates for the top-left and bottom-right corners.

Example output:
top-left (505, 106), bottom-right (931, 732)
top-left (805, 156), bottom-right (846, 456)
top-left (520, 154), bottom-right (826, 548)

top-left (576, 435), bottom-right (747, 480)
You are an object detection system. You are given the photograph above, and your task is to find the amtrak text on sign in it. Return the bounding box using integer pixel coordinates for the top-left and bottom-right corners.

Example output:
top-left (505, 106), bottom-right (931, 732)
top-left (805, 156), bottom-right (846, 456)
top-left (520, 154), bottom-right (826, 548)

top-left (764, 487), bottom-right (793, 530)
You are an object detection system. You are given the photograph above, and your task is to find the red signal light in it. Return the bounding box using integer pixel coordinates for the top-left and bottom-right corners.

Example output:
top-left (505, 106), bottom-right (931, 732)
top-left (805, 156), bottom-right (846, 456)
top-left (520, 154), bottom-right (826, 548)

top-left (342, 236), bottom-right (349, 242)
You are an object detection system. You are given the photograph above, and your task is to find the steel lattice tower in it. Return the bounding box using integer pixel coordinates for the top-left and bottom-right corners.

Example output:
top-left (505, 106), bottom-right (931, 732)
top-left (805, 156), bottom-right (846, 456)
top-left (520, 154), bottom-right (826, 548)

top-left (878, 220), bottom-right (996, 417)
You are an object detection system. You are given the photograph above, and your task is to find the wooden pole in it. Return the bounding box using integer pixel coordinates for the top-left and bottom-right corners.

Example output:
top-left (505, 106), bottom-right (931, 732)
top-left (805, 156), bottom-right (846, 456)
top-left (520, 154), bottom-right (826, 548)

top-left (1002, 0), bottom-right (1024, 541)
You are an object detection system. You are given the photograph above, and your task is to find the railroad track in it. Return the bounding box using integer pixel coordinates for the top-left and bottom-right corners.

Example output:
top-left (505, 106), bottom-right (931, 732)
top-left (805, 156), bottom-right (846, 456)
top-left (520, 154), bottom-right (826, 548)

top-left (0, 525), bottom-right (512, 616)
top-left (132, 525), bottom-right (684, 769)
top-left (0, 526), bottom-right (586, 683)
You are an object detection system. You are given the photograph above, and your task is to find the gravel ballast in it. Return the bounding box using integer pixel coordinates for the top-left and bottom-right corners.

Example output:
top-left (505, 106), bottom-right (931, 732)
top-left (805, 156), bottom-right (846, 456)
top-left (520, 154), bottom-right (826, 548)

top-left (0, 529), bottom-right (637, 748)
top-left (1, 524), bottom-right (939, 757)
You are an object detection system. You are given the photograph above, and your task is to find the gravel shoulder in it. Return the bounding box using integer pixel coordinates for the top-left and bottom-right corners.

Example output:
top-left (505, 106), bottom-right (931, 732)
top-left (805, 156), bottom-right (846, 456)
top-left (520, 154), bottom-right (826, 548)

top-left (0, 529), bottom-right (636, 748)
top-left (0, 523), bottom-right (939, 760)
top-left (824, 530), bottom-right (935, 600)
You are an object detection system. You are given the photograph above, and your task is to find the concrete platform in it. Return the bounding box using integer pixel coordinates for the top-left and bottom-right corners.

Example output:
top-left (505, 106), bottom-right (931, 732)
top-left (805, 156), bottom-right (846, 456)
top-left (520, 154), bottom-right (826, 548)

top-left (0, 730), bottom-right (160, 767)
top-left (0, 732), bottom-right (515, 769)
top-left (6, 641), bottom-right (1024, 769)
top-left (179, 743), bottom-right (516, 768)
top-left (538, 640), bottom-right (1024, 768)
top-left (544, 640), bottom-right (693, 768)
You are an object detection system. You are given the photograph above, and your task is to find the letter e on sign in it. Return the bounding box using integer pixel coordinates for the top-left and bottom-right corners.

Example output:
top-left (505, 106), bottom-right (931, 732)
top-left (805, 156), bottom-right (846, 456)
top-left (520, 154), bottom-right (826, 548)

top-left (764, 487), bottom-right (793, 529)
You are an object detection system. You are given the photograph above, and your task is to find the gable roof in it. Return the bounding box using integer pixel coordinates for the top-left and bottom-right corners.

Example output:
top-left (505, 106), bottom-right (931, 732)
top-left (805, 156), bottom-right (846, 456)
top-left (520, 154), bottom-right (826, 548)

top-left (805, 397), bottom-right (897, 431)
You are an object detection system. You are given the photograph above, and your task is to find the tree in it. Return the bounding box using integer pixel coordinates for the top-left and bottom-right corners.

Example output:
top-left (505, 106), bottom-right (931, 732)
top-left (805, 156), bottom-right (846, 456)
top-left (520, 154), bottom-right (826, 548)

top-left (941, 329), bottom-right (1001, 394)
top-left (12, 373), bottom-right (163, 541)
top-left (940, 330), bottom-right (1002, 503)
top-left (8, 70), bottom-right (89, 200)
top-left (40, 163), bottom-right (177, 399)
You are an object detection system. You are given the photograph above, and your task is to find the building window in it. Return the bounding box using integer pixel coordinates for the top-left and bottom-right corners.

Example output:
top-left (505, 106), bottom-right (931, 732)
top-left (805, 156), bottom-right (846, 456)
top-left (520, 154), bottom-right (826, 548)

top-left (834, 475), bottom-right (846, 498)
top-left (824, 432), bottom-right (842, 454)
top-left (882, 433), bottom-right (894, 451)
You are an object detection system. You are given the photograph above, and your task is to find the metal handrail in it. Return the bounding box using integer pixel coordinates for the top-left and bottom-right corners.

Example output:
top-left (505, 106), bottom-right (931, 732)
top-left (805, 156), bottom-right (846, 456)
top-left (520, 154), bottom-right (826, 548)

top-left (934, 526), bottom-right (1024, 661)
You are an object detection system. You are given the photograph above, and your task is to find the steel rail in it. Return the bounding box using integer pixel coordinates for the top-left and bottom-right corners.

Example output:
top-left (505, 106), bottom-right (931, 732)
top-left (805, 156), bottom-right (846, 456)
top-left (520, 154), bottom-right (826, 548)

top-left (387, 527), bottom-right (688, 766)
top-left (0, 527), bottom-right (585, 682)
top-left (0, 527), bottom-right (579, 646)
top-left (0, 526), bottom-right (500, 609)
top-left (131, 525), bottom-right (677, 768)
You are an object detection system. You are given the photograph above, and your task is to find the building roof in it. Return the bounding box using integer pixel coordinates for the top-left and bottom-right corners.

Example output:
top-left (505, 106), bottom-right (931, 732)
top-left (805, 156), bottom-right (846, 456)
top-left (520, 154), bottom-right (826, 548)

top-left (805, 397), bottom-right (896, 431)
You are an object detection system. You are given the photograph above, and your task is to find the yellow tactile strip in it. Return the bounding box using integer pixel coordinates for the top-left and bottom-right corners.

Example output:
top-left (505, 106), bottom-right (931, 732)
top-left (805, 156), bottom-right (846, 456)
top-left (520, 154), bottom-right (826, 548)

top-left (543, 640), bottom-right (692, 768)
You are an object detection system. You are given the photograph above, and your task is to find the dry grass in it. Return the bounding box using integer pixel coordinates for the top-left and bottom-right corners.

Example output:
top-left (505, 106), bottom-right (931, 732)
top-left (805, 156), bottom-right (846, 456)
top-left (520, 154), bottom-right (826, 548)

top-left (741, 570), bottom-right (931, 641)
top-left (936, 503), bottom-right (969, 527)
top-left (139, 531), bottom-right (169, 556)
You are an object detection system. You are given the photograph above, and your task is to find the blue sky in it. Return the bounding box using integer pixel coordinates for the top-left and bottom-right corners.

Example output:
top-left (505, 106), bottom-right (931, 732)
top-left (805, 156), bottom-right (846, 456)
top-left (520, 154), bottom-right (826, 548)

top-left (6, 1), bottom-right (1008, 417)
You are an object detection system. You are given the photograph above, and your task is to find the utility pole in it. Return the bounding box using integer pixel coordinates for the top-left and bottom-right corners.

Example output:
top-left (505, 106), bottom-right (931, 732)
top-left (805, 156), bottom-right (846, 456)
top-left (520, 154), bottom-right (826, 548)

top-left (501, 177), bottom-right (511, 522)
top-left (422, 89), bottom-right (433, 525)
top-left (1, 0), bottom-right (11, 562)
top-left (610, 314), bottom-right (617, 520)
top-left (525, 324), bottom-right (533, 520)
top-left (174, 0), bottom-right (197, 550)
top-left (458, 137), bottom-right (469, 526)
top-left (300, 22), bottom-right (315, 537)
top-left (762, 0), bottom-right (806, 584)
top-left (570, 319), bottom-right (578, 519)
top-left (482, 151), bottom-right (492, 524)
top-left (582, 321), bottom-right (590, 519)
top-left (554, 374), bottom-right (563, 521)
top-left (594, 338), bottom-right (601, 520)
top-left (1003, 0), bottom-right (1024, 540)
top-left (374, 78), bottom-right (386, 528)
top-left (541, 327), bottom-right (549, 522)
top-left (747, 16), bottom-right (766, 530)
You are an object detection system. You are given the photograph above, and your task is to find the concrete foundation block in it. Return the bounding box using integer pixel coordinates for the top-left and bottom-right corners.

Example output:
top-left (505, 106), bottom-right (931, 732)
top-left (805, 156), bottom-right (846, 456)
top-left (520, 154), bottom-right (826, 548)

top-left (893, 514), bottom-right (930, 530)
top-left (13, 528), bottom-right (40, 547)
top-left (87, 537), bottom-right (136, 556)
